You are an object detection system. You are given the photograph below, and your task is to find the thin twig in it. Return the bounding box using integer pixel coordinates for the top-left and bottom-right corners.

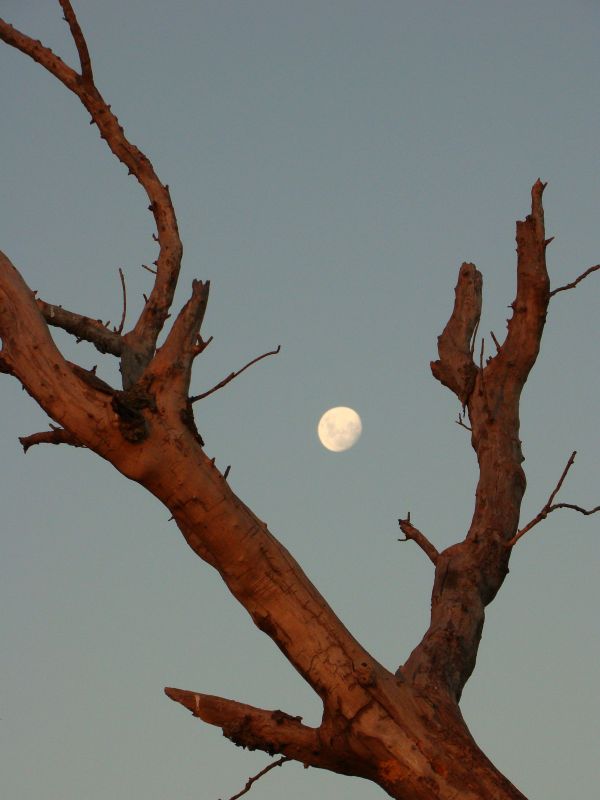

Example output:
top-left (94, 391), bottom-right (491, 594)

top-left (141, 263), bottom-right (157, 276)
top-left (507, 451), bottom-right (600, 546)
top-left (478, 336), bottom-right (485, 393)
top-left (469, 316), bottom-right (480, 358)
top-left (115, 268), bottom-right (127, 334)
top-left (455, 410), bottom-right (472, 432)
top-left (398, 513), bottom-right (439, 565)
top-left (222, 757), bottom-right (291, 800)
top-left (550, 502), bottom-right (600, 515)
top-left (59, 0), bottom-right (93, 82)
top-left (191, 346), bottom-right (281, 403)
top-left (549, 264), bottom-right (600, 297)
top-left (490, 330), bottom-right (501, 352)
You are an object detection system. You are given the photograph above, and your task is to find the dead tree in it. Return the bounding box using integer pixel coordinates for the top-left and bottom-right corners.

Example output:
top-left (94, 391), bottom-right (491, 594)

top-left (0, 4), bottom-right (598, 799)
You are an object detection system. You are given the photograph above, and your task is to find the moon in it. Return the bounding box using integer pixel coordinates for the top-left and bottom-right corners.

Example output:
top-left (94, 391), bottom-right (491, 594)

top-left (317, 407), bottom-right (362, 452)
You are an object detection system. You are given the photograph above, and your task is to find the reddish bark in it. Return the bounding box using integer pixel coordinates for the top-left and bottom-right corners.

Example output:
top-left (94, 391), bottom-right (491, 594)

top-left (0, 5), bottom-right (597, 799)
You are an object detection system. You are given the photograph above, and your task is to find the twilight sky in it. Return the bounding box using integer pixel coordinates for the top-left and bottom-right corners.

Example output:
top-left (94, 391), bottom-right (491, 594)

top-left (1, 2), bottom-right (599, 798)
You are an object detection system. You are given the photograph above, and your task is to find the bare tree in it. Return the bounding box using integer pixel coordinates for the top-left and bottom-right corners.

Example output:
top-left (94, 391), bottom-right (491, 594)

top-left (0, 4), bottom-right (598, 799)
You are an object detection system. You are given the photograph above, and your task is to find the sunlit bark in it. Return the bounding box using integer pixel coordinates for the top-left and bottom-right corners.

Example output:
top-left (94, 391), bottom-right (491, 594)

top-left (1, 4), bottom-right (597, 799)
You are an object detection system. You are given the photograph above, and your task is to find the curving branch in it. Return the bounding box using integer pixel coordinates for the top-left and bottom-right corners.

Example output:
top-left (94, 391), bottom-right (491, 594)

top-left (398, 514), bottom-right (439, 565)
top-left (225, 757), bottom-right (291, 800)
top-left (0, 10), bottom-right (183, 386)
top-left (549, 263), bottom-right (600, 298)
top-left (191, 345), bottom-right (281, 403)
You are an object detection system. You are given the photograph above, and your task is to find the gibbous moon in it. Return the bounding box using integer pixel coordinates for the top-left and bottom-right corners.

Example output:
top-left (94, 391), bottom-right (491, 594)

top-left (317, 407), bottom-right (362, 452)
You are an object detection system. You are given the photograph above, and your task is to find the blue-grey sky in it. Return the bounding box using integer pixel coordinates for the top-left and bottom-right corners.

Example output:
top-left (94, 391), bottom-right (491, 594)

top-left (1, 2), bottom-right (598, 798)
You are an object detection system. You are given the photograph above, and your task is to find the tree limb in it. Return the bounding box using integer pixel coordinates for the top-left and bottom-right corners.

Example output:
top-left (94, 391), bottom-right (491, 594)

top-left (164, 689), bottom-right (322, 764)
top-left (59, 0), bottom-right (93, 82)
top-left (549, 263), bottom-right (600, 297)
top-left (224, 757), bottom-right (291, 800)
top-left (403, 181), bottom-right (553, 702)
top-left (36, 298), bottom-right (123, 355)
top-left (0, 250), bottom-right (116, 452)
top-left (0, 10), bottom-right (183, 385)
top-left (190, 346), bottom-right (281, 403)
top-left (146, 280), bottom-right (210, 405)
top-left (398, 515), bottom-right (439, 565)
top-left (506, 451), bottom-right (600, 546)
top-left (115, 268), bottom-right (127, 334)
top-left (19, 425), bottom-right (85, 453)
top-left (493, 179), bottom-right (550, 374)
top-left (430, 262), bottom-right (482, 405)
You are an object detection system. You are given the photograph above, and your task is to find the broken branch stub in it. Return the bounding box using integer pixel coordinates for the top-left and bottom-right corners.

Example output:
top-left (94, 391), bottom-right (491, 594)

top-left (430, 261), bottom-right (482, 405)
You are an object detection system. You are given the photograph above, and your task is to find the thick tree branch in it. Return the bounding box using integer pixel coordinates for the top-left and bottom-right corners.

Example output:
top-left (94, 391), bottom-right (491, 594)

top-left (403, 182), bottom-right (553, 702)
top-left (146, 280), bottom-right (210, 406)
top-left (0, 250), bottom-right (116, 452)
top-left (190, 345), bottom-right (281, 403)
top-left (164, 689), bottom-right (322, 765)
top-left (493, 179), bottom-right (550, 374)
top-left (37, 298), bottom-right (123, 355)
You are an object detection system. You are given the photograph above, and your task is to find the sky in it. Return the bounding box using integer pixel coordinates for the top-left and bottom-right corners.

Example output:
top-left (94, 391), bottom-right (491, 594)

top-left (0, 2), bottom-right (598, 798)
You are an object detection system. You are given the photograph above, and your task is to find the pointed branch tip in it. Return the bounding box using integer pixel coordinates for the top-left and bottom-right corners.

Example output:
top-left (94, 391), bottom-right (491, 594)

top-left (549, 264), bottom-right (600, 298)
top-left (191, 346), bottom-right (281, 403)
top-left (507, 451), bottom-right (600, 546)
top-left (115, 267), bottom-right (127, 334)
top-left (224, 757), bottom-right (292, 800)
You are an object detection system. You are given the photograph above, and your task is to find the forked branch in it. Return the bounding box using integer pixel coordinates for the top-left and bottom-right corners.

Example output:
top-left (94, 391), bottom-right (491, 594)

top-left (0, 7), bottom-right (183, 383)
top-left (507, 451), bottom-right (600, 546)
top-left (59, 0), bottom-right (92, 82)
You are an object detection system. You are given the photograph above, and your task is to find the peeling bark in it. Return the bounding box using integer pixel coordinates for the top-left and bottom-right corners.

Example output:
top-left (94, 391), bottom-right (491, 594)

top-left (0, 5), bottom-right (598, 799)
